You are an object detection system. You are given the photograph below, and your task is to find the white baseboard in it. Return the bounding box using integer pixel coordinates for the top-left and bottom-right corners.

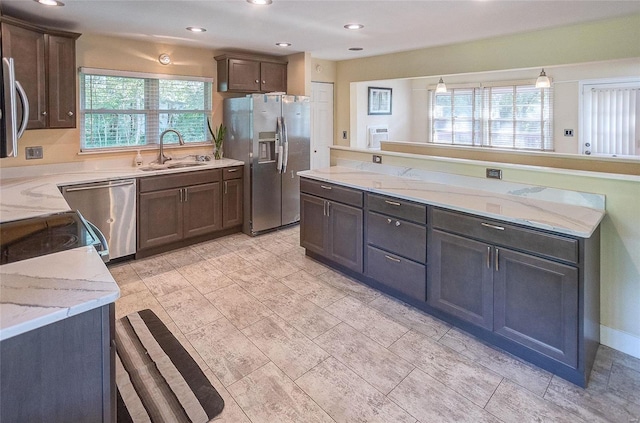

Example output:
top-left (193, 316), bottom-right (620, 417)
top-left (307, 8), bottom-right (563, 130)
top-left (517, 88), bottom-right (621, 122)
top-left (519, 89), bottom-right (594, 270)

top-left (600, 325), bottom-right (640, 359)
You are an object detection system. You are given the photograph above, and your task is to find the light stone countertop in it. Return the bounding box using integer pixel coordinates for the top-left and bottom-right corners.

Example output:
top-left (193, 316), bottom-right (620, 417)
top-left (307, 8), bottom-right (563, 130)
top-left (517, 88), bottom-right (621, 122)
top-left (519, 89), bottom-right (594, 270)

top-left (0, 158), bottom-right (243, 341)
top-left (299, 166), bottom-right (605, 238)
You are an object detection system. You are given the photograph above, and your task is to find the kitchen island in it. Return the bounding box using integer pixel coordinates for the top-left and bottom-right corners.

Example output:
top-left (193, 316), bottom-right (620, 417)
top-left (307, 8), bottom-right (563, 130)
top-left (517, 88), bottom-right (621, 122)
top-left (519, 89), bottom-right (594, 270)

top-left (299, 165), bottom-right (604, 387)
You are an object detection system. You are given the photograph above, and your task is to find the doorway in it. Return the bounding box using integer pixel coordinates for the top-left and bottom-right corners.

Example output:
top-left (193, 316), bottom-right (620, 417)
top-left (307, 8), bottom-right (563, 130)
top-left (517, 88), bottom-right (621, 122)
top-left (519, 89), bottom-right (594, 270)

top-left (311, 82), bottom-right (334, 170)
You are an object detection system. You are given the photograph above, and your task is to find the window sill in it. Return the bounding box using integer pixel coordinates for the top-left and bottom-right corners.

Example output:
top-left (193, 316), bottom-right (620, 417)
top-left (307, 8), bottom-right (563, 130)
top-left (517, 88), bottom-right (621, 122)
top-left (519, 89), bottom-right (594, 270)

top-left (78, 142), bottom-right (213, 156)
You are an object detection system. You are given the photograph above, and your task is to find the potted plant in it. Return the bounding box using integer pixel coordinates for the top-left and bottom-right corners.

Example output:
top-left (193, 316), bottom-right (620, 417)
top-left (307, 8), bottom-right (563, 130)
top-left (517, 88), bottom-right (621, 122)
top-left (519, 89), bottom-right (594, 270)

top-left (207, 119), bottom-right (227, 160)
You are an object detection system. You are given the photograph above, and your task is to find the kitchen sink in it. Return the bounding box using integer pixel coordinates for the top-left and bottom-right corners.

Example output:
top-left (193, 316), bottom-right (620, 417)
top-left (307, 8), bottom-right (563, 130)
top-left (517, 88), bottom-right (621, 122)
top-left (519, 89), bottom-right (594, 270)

top-left (139, 161), bottom-right (209, 172)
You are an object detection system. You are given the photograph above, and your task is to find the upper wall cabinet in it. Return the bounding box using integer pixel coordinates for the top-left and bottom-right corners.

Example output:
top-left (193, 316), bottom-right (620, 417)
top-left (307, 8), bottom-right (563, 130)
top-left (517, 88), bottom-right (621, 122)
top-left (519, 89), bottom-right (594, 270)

top-left (215, 53), bottom-right (287, 93)
top-left (0, 16), bottom-right (80, 130)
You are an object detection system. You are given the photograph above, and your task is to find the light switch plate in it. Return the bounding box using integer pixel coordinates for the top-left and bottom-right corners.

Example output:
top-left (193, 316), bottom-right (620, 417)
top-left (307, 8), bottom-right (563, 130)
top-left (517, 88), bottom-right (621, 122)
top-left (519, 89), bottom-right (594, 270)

top-left (25, 146), bottom-right (43, 160)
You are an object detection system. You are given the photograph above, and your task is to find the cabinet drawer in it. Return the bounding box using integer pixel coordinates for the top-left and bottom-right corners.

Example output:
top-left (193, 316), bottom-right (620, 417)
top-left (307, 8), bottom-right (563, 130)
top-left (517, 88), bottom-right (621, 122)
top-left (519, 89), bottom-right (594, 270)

top-left (432, 208), bottom-right (578, 264)
top-left (300, 178), bottom-right (363, 208)
top-left (367, 211), bottom-right (426, 263)
top-left (223, 166), bottom-right (243, 180)
top-left (367, 246), bottom-right (426, 302)
top-left (367, 194), bottom-right (426, 224)
top-left (139, 169), bottom-right (222, 193)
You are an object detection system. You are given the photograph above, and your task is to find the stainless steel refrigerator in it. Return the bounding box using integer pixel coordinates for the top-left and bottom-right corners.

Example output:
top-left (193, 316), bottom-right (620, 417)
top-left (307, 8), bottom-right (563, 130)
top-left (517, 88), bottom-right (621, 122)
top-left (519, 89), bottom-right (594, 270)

top-left (224, 94), bottom-right (310, 236)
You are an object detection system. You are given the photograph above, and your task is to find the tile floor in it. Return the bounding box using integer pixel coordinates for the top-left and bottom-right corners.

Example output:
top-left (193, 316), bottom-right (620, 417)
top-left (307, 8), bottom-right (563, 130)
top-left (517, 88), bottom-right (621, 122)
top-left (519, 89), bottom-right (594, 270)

top-left (110, 226), bottom-right (640, 423)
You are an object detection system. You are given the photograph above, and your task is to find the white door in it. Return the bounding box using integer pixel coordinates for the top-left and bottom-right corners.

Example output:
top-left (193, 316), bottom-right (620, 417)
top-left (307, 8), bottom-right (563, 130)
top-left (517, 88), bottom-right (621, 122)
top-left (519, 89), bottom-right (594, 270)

top-left (311, 82), bottom-right (334, 170)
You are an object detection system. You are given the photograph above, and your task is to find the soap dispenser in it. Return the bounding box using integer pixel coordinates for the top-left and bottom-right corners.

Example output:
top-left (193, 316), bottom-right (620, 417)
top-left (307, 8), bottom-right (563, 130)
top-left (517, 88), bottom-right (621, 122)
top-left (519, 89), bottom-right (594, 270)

top-left (134, 150), bottom-right (143, 167)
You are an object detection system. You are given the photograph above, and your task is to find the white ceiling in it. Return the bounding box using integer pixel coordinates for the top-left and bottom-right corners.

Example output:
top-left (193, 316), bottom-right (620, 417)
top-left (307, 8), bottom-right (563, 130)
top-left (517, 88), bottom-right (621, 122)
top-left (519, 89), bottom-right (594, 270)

top-left (2, 1), bottom-right (639, 61)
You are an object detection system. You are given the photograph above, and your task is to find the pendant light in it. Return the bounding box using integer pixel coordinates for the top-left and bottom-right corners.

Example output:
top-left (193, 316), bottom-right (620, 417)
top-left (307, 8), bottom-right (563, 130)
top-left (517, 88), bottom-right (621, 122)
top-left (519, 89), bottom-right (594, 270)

top-left (435, 78), bottom-right (447, 93)
top-left (535, 69), bottom-right (550, 88)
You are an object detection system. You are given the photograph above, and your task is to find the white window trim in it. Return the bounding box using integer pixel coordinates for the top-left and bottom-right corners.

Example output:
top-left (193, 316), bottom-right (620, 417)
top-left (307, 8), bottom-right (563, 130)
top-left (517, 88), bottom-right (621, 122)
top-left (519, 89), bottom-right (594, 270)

top-left (429, 79), bottom-right (552, 152)
top-left (79, 67), bottom-right (214, 152)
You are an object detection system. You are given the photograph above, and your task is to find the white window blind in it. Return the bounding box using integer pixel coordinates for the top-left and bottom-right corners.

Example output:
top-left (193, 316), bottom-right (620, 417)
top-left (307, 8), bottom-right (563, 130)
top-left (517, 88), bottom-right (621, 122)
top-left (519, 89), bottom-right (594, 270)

top-left (430, 81), bottom-right (552, 151)
top-left (582, 82), bottom-right (639, 157)
top-left (79, 68), bottom-right (212, 151)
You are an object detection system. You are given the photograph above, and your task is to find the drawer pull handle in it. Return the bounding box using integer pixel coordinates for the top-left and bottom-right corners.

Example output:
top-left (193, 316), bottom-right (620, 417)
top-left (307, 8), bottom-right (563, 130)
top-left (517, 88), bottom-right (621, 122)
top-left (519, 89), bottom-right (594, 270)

top-left (481, 222), bottom-right (505, 231)
top-left (487, 246), bottom-right (491, 269)
top-left (385, 200), bottom-right (401, 206)
top-left (384, 255), bottom-right (401, 263)
top-left (320, 185), bottom-right (332, 190)
top-left (227, 168), bottom-right (239, 172)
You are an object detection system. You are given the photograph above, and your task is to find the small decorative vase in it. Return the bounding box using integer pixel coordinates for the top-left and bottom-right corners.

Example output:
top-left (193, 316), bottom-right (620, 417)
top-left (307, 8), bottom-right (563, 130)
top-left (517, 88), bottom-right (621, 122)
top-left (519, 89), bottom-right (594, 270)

top-left (214, 145), bottom-right (223, 160)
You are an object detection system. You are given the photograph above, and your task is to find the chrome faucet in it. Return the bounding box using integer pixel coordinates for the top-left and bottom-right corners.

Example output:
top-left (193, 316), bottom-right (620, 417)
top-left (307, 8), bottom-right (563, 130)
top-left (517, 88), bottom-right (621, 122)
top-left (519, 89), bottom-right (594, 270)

top-left (158, 129), bottom-right (185, 164)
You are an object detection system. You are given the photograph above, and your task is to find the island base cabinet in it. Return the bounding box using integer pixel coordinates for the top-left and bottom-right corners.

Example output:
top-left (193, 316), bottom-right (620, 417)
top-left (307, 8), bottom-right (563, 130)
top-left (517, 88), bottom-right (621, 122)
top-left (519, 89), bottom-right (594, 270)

top-left (0, 304), bottom-right (114, 423)
top-left (300, 193), bottom-right (363, 273)
top-left (367, 245), bottom-right (426, 301)
top-left (494, 248), bottom-right (578, 368)
top-left (428, 230), bottom-right (494, 330)
top-left (300, 193), bottom-right (326, 254)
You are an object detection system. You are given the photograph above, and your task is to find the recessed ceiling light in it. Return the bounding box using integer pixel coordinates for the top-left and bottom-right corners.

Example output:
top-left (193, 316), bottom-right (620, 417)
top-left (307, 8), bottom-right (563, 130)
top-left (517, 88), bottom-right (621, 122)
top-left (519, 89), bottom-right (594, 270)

top-left (344, 23), bottom-right (364, 30)
top-left (276, 42), bottom-right (291, 47)
top-left (186, 27), bottom-right (207, 33)
top-left (247, 0), bottom-right (272, 4)
top-left (34, 0), bottom-right (64, 6)
top-left (349, 47), bottom-right (363, 51)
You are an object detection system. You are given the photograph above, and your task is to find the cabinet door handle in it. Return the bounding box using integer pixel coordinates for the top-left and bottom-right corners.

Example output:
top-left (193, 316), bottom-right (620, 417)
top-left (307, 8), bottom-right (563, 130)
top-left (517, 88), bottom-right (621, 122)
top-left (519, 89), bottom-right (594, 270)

top-left (487, 246), bottom-right (491, 269)
top-left (481, 222), bottom-right (505, 231)
top-left (495, 248), bottom-right (500, 271)
top-left (255, 79), bottom-right (259, 84)
top-left (262, 80), bottom-right (266, 84)
top-left (395, 221), bottom-right (401, 227)
top-left (385, 200), bottom-right (401, 206)
top-left (323, 201), bottom-right (327, 216)
top-left (384, 254), bottom-right (401, 263)
top-left (326, 202), bottom-right (330, 217)
top-left (67, 111), bottom-right (74, 117)
top-left (224, 181), bottom-right (228, 194)
top-left (320, 185), bottom-right (332, 190)
top-left (42, 111), bottom-right (48, 116)
top-left (387, 218), bottom-right (392, 224)
top-left (179, 188), bottom-right (183, 203)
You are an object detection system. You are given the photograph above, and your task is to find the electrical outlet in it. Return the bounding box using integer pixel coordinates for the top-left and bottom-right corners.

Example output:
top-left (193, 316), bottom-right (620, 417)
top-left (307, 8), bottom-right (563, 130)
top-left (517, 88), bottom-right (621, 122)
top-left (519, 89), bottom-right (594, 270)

top-left (25, 146), bottom-right (43, 160)
top-left (486, 168), bottom-right (502, 179)
top-left (372, 155), bottom-right (382, 164)
top-left (564, 129), bottom-right (574, 137)
top-left (342, 131), bottom-right (348, 140)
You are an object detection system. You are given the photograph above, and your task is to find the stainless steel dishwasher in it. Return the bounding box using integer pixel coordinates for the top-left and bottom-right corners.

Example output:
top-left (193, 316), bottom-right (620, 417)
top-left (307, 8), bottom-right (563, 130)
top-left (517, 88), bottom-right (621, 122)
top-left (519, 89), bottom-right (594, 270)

top-left (61, 179), bottom-right (136, 260)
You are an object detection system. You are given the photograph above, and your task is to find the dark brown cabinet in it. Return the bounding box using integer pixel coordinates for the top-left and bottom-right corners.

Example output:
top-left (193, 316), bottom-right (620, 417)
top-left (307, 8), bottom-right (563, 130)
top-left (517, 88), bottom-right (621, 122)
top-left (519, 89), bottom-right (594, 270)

top-left (365, 194), bottom-right (428, 302)
top-left (0, 17), bottom-right (80, 130)
top-left (47, 35), bottom-right (77, 128)
top-left (429, 207), bottom-right (584, 368)
top-left (138, 169), bottom-right (223, 251)
top-left (215, 53), bottom-right (287, 93)
top-left (300, 179), bottom-right (364, 273)
top-left (494, 248), bottom-right (578, 367)
top-left (299, 177), bottom-right (601, 387)
top-left (1, 304), bottom-right (115, 423)
top-left (428, 230), bottom-right (495, 329)
top-left (222, 166), bottom-right (243, 228)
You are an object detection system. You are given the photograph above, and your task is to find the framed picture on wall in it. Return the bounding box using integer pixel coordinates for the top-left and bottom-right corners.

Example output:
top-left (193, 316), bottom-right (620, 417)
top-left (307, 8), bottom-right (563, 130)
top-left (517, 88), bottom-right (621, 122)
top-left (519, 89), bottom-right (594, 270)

top-left (368, 87), bottom-right (392, 115)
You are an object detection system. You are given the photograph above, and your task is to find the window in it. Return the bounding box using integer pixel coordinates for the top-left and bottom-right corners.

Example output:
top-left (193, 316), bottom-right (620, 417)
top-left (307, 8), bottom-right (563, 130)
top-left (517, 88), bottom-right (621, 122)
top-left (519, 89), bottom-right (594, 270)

top-left (430, 81), bottom-right (552, 151)
top-left (581, 80), bottom-right (639, 157)
top-left (79, 68), bottom-right (212, 151)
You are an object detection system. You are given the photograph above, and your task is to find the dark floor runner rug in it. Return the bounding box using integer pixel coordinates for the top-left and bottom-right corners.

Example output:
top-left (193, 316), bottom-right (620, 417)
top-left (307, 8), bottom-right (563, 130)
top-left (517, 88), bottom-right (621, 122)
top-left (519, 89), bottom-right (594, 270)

top-left (115, 309), bottom-right (224, 423)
